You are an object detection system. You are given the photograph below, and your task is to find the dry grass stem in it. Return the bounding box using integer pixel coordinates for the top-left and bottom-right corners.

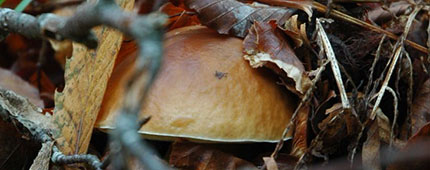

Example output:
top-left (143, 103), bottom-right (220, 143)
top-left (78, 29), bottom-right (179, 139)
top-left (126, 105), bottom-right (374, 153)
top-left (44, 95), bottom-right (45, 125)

top-left (316, 18), bottom-right (350, 109)
top-left (370, 6), bottom-right (422, 119)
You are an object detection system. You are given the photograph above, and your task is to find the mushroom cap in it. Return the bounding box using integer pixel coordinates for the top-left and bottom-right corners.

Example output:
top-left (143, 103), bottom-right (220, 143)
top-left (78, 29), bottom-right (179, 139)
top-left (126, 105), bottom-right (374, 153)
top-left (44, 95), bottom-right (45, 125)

top-left (96, 26), bottom-right (295, 142)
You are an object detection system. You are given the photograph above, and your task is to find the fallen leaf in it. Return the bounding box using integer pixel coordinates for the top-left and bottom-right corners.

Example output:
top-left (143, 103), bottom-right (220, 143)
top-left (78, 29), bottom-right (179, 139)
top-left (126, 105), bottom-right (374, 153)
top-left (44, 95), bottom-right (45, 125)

top-left (362, 109), bottom-right (390, 170)
top-left (411, 79), bottom-right (430, 135)
top-left (0, 88), bottom-right (58, 169)
top-left (407, 122), bottom-right (430, 145)
top-left (271, 154), bottom-right (298, 170)
top-left (255, 0), bottom-right (313, 19)
top-left (159, 2), bottom-right (200, 30)
top-left (169, 141), bottom-right (259, 170)
top-left (184, 0), bottom-right (296, 38)
top-left (263, 157), bottom-right (279, 170)
top-left (95, 41), bottom-right (137, 127)
top-left (29, 70), bottom-right (56, 107)
top-left (52, 0), bottom-right (134, 154)
top-left (291, 104), bottom-right (309, 157)
top-left (243, 21), bottom-right (311, 94)
top-left (280, 14), bottom-right (306, 48)
top-left (0, 67), bottom-right (44, 108)
top-left (311, 107), bottom-right (361, 158)
top-left (387, 123), bottom-right (430, 170)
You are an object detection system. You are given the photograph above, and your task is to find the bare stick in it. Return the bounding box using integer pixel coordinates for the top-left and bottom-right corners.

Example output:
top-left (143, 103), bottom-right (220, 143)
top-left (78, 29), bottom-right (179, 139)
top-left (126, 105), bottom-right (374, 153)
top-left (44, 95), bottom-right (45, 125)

top-left (316, 18), bottom-right (350, 109)
top-left (370, 6), bottom-right (422, 119)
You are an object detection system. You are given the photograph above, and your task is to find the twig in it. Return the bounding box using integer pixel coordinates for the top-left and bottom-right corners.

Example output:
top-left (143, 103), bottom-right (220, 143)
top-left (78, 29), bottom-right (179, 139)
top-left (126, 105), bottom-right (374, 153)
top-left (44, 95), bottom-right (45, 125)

top-left (51, 146), bottom-right (102, 170)
top-left (271, 60), bottom-right (330, 158)
top-left (26, 0), bottom-right (84, 14)
top-left (312, 1), bottom-right (427, 54)
top-left (369, 5), bottom-right (422, 119)
top-left (316, 18), bottom-right (350, 109)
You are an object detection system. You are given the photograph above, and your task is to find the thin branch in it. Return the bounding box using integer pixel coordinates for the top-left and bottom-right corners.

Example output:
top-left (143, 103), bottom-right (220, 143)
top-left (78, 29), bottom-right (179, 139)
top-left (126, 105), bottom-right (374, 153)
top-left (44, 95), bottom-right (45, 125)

top-left (51, 146), bottom-right (102, 170)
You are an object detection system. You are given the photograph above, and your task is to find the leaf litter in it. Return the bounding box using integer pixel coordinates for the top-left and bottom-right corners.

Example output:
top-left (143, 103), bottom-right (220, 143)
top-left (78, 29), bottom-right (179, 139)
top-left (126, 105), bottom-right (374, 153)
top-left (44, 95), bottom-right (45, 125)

top-left (1, 0), bottom-right (430, 170)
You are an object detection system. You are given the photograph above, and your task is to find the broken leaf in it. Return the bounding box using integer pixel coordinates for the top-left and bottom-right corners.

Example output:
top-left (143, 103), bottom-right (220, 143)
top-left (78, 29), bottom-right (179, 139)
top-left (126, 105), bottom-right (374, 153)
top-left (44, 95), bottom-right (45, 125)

top-left (52, 0), bottom-right (134, 154)
top-left (243, 21), bottom-right (311, 94)
top-left (184, 0), bottom-right (296, 38)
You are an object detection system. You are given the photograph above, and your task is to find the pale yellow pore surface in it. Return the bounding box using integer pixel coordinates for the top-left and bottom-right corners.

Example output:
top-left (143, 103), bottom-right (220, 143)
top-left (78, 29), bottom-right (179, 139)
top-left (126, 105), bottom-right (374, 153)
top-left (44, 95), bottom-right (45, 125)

top-left (96, 26), bottom-right (295, 142)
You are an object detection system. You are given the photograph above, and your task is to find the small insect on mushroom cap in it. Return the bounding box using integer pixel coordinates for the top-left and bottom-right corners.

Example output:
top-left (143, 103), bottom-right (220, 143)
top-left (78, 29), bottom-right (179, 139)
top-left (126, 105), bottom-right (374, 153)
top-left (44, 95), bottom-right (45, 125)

top-left (96, 25), bottom-right (296, 143)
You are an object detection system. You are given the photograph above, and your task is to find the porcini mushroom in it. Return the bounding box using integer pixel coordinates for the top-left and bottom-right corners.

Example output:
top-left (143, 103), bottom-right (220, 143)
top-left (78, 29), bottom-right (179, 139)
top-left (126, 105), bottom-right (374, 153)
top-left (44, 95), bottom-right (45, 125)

top-left (96, 25), bottom-right (295, 142)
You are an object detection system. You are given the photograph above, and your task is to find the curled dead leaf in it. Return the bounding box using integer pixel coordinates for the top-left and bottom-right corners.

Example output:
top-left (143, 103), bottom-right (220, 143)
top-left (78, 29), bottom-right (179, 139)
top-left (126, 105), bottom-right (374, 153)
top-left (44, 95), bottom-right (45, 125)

top-left (243, 21), bottom-right (311, 94)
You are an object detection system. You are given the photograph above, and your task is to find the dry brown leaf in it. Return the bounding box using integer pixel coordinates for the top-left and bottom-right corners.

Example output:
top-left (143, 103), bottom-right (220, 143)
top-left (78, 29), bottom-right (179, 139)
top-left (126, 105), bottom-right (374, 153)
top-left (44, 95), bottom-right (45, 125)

top-left (263, 157), bottom-right (279, 170)
top-left (243, 21), bottom-right (311, 94)
top-left (408, 122), bottom-right (430, 144)
top-left (255, 0), bottom-right (313, 19)
top-left (0, 68), bottom-right (44, 108)
top-left (362, 109), bottom-right (390, 170)
top-left (169, 142), bottom-right (258, 170)
top-left (387, 123), bottom-right (430, 170)
top-left (312, 107), bottom-right (360, 157)
top-left (291, 105), bottom-right (309, 157)
top-left (52, 0), bottom-right (134, 154)
top-left (0, 88), bottom-right (57, 170)
top-left (184, 0), bottom-right (296, 38)
top-left (95, 41), bottom-right (137, 127)
top-left (411, 79), bottom-right (430, 135)
top-left (160, 2), bottom-right (200, 30)
top-left (280, 14), bottom-right (305, 48)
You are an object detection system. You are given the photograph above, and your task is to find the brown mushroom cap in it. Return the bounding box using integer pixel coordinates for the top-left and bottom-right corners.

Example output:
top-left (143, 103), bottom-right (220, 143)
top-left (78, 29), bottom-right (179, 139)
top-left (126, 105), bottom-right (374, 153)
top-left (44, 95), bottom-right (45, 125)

top-left (96, 25), bottom-right (295, 142)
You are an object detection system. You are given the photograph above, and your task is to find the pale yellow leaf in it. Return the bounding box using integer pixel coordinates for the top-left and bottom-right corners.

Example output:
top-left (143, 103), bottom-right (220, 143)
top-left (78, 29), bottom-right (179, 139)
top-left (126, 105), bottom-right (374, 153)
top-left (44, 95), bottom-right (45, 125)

top-left (52, 0), bottom-right (134, 154)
